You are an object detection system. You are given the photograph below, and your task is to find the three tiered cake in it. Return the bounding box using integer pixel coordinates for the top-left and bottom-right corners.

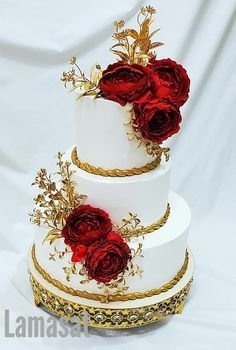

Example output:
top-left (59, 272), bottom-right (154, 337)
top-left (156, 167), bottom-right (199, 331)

top-left (28, 6), bottom-right (194, 329)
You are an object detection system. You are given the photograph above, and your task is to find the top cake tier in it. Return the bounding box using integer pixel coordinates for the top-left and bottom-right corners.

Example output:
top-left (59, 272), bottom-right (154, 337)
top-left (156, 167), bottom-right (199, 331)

top-left (75, 96), bottom-right (154, 169)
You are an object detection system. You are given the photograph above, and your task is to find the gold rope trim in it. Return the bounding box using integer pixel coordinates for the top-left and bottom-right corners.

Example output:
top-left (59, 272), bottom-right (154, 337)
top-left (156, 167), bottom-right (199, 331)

top-left (31, 244), bottom-right (189, 303)
top-left (71, 147), bottom-right (161, 177)
top-left (121, 203), bottom-right (170, 239)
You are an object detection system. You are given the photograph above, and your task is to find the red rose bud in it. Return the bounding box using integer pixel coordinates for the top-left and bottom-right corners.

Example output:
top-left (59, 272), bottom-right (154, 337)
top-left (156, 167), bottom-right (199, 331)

top-left (61, 205), bottom-right (112, 247)
top-left (133, 101), bottom-right (182, 143)
top-left (98, 61), bottom-right (152, 106)
top-left (71, 245), bottom-right (87, 262)
top-left (149, 58), bottom-right (190, 107)
top-left (85, 232), bottom-right (131, 283)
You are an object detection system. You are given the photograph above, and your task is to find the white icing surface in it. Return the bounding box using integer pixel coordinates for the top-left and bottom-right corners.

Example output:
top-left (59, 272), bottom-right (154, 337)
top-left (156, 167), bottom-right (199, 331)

top-left (65, 147), bottom-right (170, 225)
top-left (75, 96), bottom-right (154, 168)
top-left (34, 192), bottom-right (191, 295)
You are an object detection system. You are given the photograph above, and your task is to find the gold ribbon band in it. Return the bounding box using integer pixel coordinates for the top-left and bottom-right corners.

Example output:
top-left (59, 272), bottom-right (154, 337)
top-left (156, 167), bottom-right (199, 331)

top-left (31, 244), bottom-right (189, 303)
top-left (71, 147), bottom-right (161, 177)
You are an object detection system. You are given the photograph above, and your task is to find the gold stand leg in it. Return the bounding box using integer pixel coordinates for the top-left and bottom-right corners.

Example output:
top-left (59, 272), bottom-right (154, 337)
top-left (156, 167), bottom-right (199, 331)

top-left (34, 295), bottom-right (41, 307)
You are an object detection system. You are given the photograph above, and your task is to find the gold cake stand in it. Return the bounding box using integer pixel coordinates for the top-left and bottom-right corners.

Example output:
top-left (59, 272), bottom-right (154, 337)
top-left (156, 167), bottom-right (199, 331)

top-left (27, 246), bottom-right (194, 329)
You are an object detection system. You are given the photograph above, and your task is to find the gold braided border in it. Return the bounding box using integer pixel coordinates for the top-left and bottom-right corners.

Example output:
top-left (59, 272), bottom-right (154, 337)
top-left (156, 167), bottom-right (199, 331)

top-left (31, 244), bottom-right (189, 303)
top-left (71, 147), bottom-right (161, 177)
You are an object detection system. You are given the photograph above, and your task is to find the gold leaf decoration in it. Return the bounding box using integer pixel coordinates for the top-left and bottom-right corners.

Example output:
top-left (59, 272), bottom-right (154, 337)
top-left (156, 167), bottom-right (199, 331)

top-left (63, 262), bottom-right (79, 282)
top-left (29, 152), bottom-right (87, 244)
top-left (111, 5), bottom-right (163, 65)
top-left (49, 246), bottom-right (71, 261)
top-left (61, 57), bottom-right (102, 97)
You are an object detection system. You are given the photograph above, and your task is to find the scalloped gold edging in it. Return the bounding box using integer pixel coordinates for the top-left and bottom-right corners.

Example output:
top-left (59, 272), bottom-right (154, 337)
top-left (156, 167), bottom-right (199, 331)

top-left (71, 147), bottom-right (161, 177)
top-left (31, 244), bottom-right (189, 303)
top-left (28, 271), bottom-right (193, 329)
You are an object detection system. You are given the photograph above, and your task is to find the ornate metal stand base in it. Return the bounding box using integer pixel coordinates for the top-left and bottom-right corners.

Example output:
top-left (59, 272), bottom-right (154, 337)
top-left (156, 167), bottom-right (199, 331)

top-left (28, 248), bottom-right (194, 329)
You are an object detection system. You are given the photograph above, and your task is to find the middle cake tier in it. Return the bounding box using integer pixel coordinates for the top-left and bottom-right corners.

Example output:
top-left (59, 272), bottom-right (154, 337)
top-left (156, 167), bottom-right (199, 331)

top-left (65, 147), bottom-right (170, 226)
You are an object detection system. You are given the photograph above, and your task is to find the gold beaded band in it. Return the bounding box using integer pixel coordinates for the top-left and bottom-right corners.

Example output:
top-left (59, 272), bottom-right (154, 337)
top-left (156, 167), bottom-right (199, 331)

top-left (31, 244), bottom-right (189, 303)
top-left (29, 271), bottom-right (193, 328)
top-left (71, 147), bottom-right (161, 177)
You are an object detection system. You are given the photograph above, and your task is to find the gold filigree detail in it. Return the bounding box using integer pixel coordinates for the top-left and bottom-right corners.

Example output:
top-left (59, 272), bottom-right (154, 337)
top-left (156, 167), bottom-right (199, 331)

top-left (29, 270), bottom-right (192, 328)
top-left (111, 6), bottom-right (163, 65)
top-left (31, 244), bottom-right (189, 303)
top-left (28, 270), bottom-right (193, 328)
top-left (71, 147), bottom-right (162, 177)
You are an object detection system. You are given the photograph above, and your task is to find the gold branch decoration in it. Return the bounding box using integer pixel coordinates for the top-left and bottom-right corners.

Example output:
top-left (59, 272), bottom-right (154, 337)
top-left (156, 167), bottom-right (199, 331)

top-left (111, 5), bottom-right (163, 65)
top-left (49, 246), bottom-right (72, 261)
top-left (29, 152), bottom-right (87, 244)
top-left (61, 57), bottom-right (102, 98)
top-left (116, 212), bottom-right (144, 242)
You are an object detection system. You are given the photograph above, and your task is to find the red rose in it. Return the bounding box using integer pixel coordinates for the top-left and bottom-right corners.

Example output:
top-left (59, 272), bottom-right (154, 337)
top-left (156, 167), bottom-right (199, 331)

top-left (61, 205), bottom-right (112, 248)
top-left (98, 61), bottom-right (152, 106)
top-left (149, 58), bottom-right (190, 107)
top-left (85, 232), bottom-right (131, 283)
top-left (133, 101), bottom-right (182, 143)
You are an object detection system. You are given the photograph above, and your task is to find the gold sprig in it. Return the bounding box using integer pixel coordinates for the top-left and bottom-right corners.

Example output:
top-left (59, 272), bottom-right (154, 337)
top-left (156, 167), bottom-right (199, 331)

top-left (61, 57), bottom-right (102, 98)
top-left (113, 20), bottom-right (125, 29)
top-left (140, 5), bottom-right (157, 15)
top-left (29, 152), bottom-right (87, 244)
top-left (49, 246), bottom-right (71, 261)
top-left (111, 5), bottom-right (163, 65)
top-left (117, 213), bottom-right (144, 242)
top-left (128, 243), bottom-right (144, 277)
top-left (63, 262), bottom-right (79, 282)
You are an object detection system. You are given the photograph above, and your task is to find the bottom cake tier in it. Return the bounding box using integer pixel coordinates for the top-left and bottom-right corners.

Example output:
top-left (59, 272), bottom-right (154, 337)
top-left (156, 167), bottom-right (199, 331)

top-left (33, 192), bottom-right (191, 296)
top-left (28, 248), bottom-right (194, 329)
top-left (28, 190), bottom-right (194, 329)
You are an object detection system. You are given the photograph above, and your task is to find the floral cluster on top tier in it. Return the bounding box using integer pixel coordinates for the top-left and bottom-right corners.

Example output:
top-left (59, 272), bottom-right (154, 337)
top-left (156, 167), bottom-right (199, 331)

top-left (61, 5), bottom-right (190, 155)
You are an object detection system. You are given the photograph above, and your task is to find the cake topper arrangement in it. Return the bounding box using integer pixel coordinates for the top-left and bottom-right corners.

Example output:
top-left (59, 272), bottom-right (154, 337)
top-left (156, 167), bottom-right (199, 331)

top-left (61, 5), bottom-right (190, 158)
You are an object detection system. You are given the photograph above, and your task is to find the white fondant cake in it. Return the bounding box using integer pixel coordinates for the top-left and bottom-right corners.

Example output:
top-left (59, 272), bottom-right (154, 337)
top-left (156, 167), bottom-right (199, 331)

top-left (29, 7), bottom-right (193, 328)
